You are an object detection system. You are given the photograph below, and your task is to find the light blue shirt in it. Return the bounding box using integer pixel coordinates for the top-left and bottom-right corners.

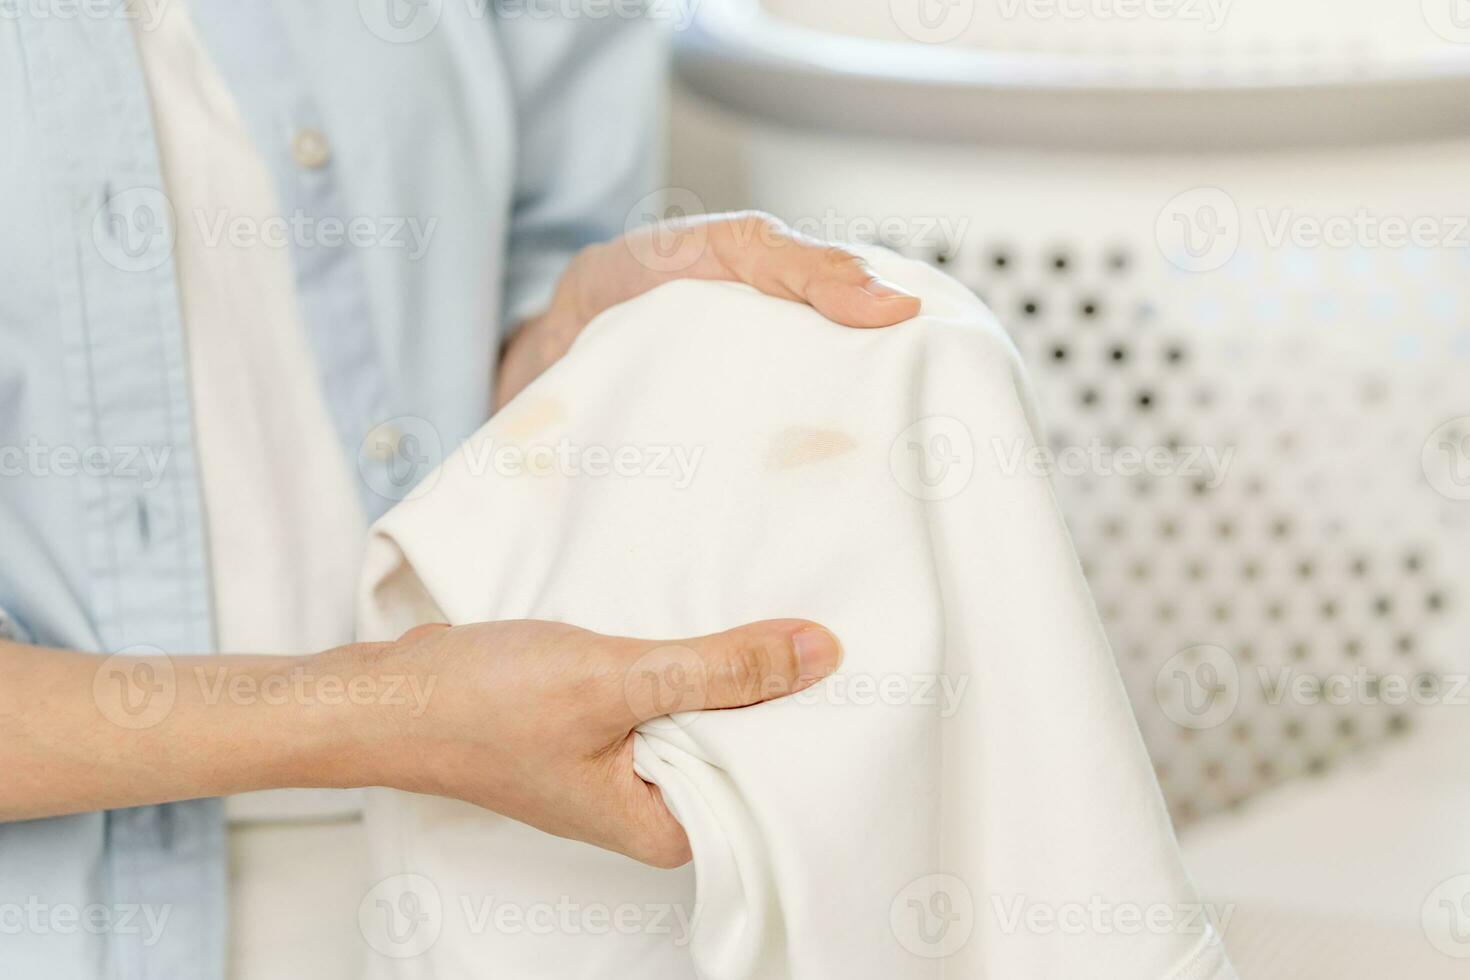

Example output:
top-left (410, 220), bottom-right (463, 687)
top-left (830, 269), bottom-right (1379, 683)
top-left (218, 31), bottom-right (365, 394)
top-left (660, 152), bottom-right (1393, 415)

top-left (0, 1), bottom-right (665, 975)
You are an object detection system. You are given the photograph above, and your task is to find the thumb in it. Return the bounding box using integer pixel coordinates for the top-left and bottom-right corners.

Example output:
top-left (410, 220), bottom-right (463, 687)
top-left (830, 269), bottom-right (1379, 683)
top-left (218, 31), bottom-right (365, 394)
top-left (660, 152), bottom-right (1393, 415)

top-left (793, 249), bottom-right (922, 329)
top-left (617, 620), bottom-right (844, 725)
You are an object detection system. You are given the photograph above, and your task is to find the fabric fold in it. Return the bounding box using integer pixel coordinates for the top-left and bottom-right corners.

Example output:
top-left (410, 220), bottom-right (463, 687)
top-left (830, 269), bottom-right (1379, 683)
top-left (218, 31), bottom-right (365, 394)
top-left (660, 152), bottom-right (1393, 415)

top-left (356, 247), bottom-right (1237, 979)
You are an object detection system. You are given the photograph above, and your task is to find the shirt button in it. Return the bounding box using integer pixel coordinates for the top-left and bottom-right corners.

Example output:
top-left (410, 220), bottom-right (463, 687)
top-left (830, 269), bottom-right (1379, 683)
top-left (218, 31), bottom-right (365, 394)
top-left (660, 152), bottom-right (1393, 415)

top-left (291, 128), bottom-right (332, 170)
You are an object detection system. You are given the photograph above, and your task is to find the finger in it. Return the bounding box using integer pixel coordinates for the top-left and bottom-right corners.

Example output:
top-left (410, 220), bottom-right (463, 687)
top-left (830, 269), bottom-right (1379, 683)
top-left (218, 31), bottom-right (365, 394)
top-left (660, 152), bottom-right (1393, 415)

top-left (596, 737), bottom-right (693, 869)
top-left (711, 215), bottom-right (921, 328)
top-left (617, 619), bottom-right (843, 725)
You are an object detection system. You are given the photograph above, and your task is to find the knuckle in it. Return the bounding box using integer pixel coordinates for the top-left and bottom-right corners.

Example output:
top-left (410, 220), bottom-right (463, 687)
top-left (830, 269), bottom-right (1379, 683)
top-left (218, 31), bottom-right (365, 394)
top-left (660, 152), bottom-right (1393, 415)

top-left (820, 245), bottom-right (867, 275)
top-left (717, 641), bottom-right (774, 703)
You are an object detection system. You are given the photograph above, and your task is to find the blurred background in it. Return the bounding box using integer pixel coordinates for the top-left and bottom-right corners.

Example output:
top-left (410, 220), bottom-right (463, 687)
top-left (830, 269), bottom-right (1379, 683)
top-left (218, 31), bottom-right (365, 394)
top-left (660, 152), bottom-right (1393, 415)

top-left (659, 1), bottom-right (1470, 976)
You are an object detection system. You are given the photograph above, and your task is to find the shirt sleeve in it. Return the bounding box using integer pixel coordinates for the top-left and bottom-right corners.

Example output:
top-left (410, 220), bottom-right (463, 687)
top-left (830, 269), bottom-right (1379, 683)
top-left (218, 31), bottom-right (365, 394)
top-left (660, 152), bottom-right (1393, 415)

top-left (494, 9), bottom-right (669, 332)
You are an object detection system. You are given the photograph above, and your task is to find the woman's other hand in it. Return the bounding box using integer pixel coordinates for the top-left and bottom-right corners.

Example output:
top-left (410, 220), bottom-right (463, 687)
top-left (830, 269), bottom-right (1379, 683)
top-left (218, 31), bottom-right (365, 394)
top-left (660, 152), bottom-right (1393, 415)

top-left (496, 212), bottom-right (920, 408)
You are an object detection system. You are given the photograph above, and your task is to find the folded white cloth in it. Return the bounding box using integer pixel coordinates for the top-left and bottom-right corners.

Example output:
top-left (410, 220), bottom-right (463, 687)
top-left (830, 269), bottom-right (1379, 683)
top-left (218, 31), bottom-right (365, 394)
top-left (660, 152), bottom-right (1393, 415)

top-left (356, 248), bottom-right (1236, 979)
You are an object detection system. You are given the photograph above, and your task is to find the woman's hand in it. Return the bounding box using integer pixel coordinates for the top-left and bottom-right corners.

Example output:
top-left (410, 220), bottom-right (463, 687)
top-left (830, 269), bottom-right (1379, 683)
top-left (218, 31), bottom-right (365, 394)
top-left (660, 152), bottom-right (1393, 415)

top-left (338, 617), bottom-right (843, 867)
top-left (496, 211), bottom-right (921, 408)
top-left (1, 618), bottom-right (841, 869)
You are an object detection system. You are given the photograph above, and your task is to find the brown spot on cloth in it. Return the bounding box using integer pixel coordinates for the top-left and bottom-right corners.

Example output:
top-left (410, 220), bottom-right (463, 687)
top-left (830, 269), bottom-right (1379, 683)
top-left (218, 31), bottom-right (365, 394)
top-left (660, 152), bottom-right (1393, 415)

top-left (500, 397), bottom-right (566, 441)
top-left (767, 426), bottom-right (857, 470)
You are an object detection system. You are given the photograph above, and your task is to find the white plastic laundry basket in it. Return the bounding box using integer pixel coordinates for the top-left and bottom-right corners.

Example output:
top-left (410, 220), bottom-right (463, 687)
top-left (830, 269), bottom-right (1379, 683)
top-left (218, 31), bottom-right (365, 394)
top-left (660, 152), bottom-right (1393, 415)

top-left (669, 0), bottom-right (1470, 830)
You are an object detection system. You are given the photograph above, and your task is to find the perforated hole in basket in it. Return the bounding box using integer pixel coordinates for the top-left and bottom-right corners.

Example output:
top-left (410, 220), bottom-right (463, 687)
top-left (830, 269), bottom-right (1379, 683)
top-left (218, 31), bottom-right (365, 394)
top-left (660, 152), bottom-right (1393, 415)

top-left (893, 238), bottom-right (1467, 827)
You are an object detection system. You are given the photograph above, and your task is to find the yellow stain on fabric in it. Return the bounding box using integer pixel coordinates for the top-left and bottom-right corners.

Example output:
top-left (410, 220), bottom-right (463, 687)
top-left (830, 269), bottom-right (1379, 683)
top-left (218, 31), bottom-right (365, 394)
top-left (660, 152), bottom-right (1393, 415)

top-left (500, 397), bottom-right (566, 441)
top-left (766, 426), bottom-right (857, 470)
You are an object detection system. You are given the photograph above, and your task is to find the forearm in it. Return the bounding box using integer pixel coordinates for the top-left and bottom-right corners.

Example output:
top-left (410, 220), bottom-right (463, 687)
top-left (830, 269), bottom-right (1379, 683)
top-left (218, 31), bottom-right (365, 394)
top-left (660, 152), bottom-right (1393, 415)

top-left (0, 640), bottom-right (389, 822)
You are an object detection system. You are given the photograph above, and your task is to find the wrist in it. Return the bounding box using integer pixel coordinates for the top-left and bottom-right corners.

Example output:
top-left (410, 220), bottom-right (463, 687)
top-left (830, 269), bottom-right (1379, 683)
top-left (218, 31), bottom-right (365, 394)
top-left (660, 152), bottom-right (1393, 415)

top-left (283, 641), bottom-right (405, 791)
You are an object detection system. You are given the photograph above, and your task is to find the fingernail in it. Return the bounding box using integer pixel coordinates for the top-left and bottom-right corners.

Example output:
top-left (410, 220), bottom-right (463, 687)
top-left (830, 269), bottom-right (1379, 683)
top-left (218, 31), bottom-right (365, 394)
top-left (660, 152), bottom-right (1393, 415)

top-left (792, 627), bottom-right (843, 683)
top-left (862, 277), bottom-right (916, 300)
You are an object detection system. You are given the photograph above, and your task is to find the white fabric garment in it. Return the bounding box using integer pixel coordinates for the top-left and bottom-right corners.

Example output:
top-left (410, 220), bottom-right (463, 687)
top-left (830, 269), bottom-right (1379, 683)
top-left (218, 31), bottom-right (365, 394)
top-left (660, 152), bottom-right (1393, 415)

top-left (130, 5), bottom-right (369, 977)
top-left (131, 0), bottom-right (365, 683)
top-left (357, 248), bottom-right (1236, 979)
top-left (131, 0), bottom-right (367, 821)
